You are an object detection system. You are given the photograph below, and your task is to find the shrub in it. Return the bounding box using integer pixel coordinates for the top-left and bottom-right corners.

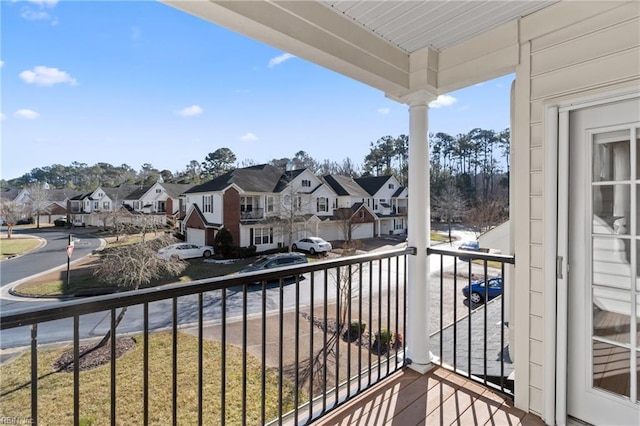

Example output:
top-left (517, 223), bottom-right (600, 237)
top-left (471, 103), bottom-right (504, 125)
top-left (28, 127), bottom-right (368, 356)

top-left (349, 320), bottom-right (366, 334)
top-left (230, 245), bottom-right (257, 259)
top-left (213, 228), bottom-right (234, 257)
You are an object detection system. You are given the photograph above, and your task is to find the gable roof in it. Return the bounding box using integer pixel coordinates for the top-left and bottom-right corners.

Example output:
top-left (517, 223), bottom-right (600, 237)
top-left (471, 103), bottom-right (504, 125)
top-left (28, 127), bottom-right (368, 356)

top-left (186, 164), bottom-right (287, 194)
top-left (0, 188), bottom-right (22, 202)
top-left (354, 176), bottom-right (393, 196)
top-left (161, 183), bottom-right (195, 199)
top-left (47, 188), bottom-right (81, 202)
top-left (323, 175), bottom-right (369, 198)
top-left (273, 168), bottom-right (310, 192)
top-left (123, 186), bottom-right (151, 200)
top-left (103, 185), bottom-right (141, 201)
top-left (392, 186), bottom-right (406, 197)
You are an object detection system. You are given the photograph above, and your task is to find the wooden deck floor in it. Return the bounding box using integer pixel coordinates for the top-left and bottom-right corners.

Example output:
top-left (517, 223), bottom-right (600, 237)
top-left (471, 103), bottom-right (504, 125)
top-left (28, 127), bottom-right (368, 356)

top-left (312, 367), bottom-right (545, 426)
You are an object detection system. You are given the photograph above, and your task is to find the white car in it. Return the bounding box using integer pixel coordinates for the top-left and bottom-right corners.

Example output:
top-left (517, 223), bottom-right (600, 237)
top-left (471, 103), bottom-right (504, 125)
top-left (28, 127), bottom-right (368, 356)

top-left (291, 237), bottom-right (332, 255)
top-left (158, 243), bottom-right (214, 260)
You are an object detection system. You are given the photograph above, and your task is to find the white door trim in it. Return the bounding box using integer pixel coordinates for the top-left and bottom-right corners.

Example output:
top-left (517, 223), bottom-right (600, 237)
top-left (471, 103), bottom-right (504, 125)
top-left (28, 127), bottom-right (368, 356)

top-left (548, 88), bottom-right (639, 426)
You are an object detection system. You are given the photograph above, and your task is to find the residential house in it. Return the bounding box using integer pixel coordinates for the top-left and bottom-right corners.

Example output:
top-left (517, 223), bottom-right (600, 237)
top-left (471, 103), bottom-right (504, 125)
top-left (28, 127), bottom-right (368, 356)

top-left (68, 184), bottom-right (139, 226)
top-left (164, 1), bottom-right (640, 424)
top-left (355, 175), bottom-right (408, 236)
top-left (122, 181), bottom-right (194, 217)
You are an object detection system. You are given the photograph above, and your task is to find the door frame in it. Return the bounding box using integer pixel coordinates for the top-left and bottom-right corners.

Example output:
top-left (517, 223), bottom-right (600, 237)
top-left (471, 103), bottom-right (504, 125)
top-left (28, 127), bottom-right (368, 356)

top-left (546, 88), bottom-right (640, 426)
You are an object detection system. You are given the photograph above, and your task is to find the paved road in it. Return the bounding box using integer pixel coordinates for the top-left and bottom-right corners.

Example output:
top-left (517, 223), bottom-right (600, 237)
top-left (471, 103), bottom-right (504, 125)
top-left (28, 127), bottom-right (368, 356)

top-left (0, 228), bottom-right (102, 313)
top-left (0, 231), bottom-right (475, 350)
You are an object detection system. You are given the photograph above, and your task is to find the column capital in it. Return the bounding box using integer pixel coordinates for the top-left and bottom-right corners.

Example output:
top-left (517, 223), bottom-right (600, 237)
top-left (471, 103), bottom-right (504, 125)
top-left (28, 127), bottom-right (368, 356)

top-left (388, 89), bottom-right (437, 107)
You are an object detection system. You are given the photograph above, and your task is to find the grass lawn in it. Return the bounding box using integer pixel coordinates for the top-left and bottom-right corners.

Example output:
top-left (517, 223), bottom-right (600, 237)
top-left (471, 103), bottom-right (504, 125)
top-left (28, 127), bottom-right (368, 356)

top-left (0, 237), bottom-right (40, 259)
top-left (15, 257), bottom-right (255, 297)
top-left (0, 332), bottom-right (301, 425)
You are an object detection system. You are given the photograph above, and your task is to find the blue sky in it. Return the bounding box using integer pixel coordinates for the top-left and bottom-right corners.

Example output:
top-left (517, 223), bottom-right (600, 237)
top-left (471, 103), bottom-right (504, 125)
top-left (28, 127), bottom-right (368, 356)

top-left (1, 0), bottom-right (513, 181)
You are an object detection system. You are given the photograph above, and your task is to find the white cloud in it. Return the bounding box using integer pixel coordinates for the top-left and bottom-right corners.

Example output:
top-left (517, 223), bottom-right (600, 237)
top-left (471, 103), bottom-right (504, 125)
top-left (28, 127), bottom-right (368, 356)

top-left (239, 132), bottom-right (258, 142)
top-left (20, 66), bottom-right (78, 86)
top-left (0, 113), bottom-right (6, 121)
top-left (377, 108), bottom-right (390, 115)
top-left (176, 105), bottom-right (203, 117)
top-left (429, 95), bottom-right (457, 109)
top-left (26, 0), bottom-right (59, 7)
top-left (0, 61), bottom-right (4, 68)
top-left (21, 8), bottom-right (50, 21)
top-left (268, 53), bottom-right (295, 68)
top-left (14, 109), bottom-right (40, 120)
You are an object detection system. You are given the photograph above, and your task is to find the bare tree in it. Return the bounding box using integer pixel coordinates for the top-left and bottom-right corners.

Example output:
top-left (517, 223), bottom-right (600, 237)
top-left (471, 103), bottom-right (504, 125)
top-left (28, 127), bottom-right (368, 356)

top-left (465, 199), bottom-right (505, 239)
top-left (334, 208), bottom-right (362, 242)
top-left (26, 184), bottom-right (51, 229)
top-left (432, 182), bottom-right (467, 243)
top-left (93, 235), bottom-right (187, 347)
top-left (0, 200), bottom-right (28, 238)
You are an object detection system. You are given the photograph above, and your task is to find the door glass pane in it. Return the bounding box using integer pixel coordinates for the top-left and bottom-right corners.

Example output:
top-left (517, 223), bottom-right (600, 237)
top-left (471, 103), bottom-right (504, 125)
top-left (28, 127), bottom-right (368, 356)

top-left (593, 287), bottom-right (631, 344)
top-left (593, 236), bottom-right (631, 290)
top-left (592, 341), bottom-right (630, 398)
top-left (593, 137), bottom-right (630, 182)
top-left (593, 184), bottom-right (630, 235)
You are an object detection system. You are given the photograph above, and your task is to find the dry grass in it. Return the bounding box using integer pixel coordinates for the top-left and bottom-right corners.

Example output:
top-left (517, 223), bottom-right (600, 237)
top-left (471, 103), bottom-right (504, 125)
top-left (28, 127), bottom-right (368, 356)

top-left (0, 238), bottom-right (40, 259)
top-left (0, 332), bottom-right (301, 425)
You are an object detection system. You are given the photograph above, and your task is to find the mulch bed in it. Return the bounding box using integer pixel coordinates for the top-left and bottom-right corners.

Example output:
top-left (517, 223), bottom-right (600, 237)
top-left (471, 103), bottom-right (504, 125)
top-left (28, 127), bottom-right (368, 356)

top-left (53, 337), bottom-right (137, 373)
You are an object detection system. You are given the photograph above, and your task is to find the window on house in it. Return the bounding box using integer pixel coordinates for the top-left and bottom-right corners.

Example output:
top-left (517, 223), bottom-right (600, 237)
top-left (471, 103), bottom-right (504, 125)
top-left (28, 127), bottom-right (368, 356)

top-left (266, 196), bottom-right (274, 213)
top-left (388, 184), bottom-right (394, 189)
top-left (317, 197), bottom-right (328, 212)
top-left (93, 201), bottom-right (99, 209)
top-left (156, 189), bottom-right (162, 193)
top-left (332, 198), bottom-right (337, 209)
top-left (301, 179), bottom-right (311, 187)
top-left (394, 219), bottom-right (404, 230)
top-left (252, 227), bottom-right (274, 245)
top-left (293, 196), bottom-right (302, 211)
top-left (240, 196), bottom-right (253, 212)
top-left (359, 210), bottom-right (366, 218)
top-left (103, 202), bottom-right (109, 210)
top-left (203, 195), bottom-right (212, 213)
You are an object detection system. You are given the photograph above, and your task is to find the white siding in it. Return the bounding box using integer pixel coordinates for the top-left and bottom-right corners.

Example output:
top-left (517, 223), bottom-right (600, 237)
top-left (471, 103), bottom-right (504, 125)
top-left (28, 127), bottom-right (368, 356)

top-left (513, 1), bottom-right (640, 417)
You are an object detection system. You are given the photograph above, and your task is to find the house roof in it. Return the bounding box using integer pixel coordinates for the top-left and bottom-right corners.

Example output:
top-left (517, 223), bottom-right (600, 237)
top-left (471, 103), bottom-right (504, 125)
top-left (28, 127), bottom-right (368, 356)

top-left (186, 204), bottom-right (222, 228)
top-left (47, 188), bottom-right (81, 202)
top-left (161, 183), bottom-right (195, 199)
top-left (123, 186), bottom-right (151, 200)
top-left (392, 186), bottom-right (406, 198)
top-left (187, 164), bottom-right (298, 194)
top-left (323, 175), bottom-right (370, 198)
top-left (104, 185), bottom-right (142, 201)
top-left (0, 188), bottom-right (21, 201)
top-left (273, 168), bottom-right (310, 192)
top-left (354, 176), bottom-right (392, 196)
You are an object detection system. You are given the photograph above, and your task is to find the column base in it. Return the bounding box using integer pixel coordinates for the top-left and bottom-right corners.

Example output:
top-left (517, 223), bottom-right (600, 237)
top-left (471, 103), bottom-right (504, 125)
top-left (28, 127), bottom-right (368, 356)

top-left (407, 361), bottom-right (436, 375)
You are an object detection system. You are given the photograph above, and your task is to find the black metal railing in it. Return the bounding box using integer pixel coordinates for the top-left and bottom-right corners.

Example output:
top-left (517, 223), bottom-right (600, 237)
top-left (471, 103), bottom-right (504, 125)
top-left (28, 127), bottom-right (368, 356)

top-left (0, 247), bottom-right (413, 425)
top-left (427, 246), bottom-right (516, 396)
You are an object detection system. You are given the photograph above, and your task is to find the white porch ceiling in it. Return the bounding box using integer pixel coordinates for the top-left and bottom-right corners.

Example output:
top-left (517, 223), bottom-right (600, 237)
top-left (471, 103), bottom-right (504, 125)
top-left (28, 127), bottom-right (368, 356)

top-left (319, 0), bottom-right (558, 52)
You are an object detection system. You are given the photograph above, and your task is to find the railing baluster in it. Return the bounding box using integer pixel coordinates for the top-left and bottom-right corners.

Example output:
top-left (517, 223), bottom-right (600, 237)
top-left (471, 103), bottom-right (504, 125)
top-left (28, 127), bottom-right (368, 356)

top-left (322, 268), bottom-right (328, 414)
top-left (334, 265), bottom-right (340, 406)
top-left (242, 285), bottom-right (248, 426)
top-left (278, 278), bottom-right (284, 424)
top-left (294, 274), bottom-right (300, 425)
top-left (346, 263), bottom-right (352, 398)
top-left (358, 262), bottom-right (363, 392)
top-left (467, 260), bottom-right (472, 379)
top-left (308, 271), bottom-right (315, 422)
top-left (386, 257), bottom-right (391, 377)
top-left (30, 324), bottom-right (37, 426)
top-left (261, 281), bottom-right (267, 426)
top-left (377, 258), bottom-right (382, 382)
top-left (111, 308), bottom-right (116, 426)
top-left (453, 258), bottom-right (458, 371)
top-left (394, 255), bottom-right (399, 369)
top-left (172, 298), bottom-right (178, 426)
top-left (368, 260), bottom-right (373, 387)
top-left (221, 288), bottom-right (227, 425)
top-left (483, 260), bottom-right (488, 386)
top-left (73, 315), bottom-right (79, 426)
top-left (439, 254), bottom-right (444, 363)
top-left (500, 261), bottom-right (506, 393)
top-left (143, 302), bottom-right (149, 426)
top-left (198, 294), bottom-right (203, 426)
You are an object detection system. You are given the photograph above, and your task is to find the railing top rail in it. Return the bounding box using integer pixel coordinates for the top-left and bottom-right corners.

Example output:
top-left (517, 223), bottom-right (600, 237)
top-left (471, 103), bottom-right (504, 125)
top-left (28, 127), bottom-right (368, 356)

top-left (427, 246), bottom-right (515, 264)
top-left (1, 246), bottom-right (415, 330)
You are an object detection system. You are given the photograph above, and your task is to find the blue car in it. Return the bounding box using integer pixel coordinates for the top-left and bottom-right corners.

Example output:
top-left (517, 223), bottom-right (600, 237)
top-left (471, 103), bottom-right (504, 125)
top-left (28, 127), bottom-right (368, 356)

top-left (458, 240), bottom-right (480, 262)
top-left (462, 276), bottom-right (503, 304)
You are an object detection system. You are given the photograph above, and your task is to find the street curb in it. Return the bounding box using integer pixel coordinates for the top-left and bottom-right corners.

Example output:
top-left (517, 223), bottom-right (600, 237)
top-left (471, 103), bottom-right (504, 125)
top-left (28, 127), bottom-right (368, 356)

top-left (0, 235), bottom-right (47, 261)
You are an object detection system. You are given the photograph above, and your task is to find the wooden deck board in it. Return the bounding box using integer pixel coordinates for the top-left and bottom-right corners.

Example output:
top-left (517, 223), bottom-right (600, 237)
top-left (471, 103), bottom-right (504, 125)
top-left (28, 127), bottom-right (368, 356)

top-left (311, 368), bottom-right (544, 426)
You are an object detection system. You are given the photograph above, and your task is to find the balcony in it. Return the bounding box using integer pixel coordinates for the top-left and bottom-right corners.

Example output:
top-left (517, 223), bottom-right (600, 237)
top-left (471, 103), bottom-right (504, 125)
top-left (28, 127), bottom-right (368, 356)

top-left (0, 247), bottom-right (528, 425)
top-left (241, 207), bottom-right (264, 220)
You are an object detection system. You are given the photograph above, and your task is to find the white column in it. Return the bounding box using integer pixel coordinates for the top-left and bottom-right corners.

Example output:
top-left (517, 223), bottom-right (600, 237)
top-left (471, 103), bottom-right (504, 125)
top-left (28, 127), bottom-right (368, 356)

top-left (406, 90), bottom-right (436, 373)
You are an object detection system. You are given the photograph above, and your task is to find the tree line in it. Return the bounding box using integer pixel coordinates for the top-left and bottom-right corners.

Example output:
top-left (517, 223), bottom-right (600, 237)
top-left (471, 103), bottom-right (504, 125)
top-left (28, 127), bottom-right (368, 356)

top-left (2, 127), bottom-right (510, 215)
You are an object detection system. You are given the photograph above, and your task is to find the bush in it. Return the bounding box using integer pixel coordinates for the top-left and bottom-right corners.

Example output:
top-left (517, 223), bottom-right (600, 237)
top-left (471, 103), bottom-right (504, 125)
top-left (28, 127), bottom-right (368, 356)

top-left (349, 321), bottom-right (366, 335)
top-left (230, 245), bottom-right (257, 259)
top-left (213, 228), bottom-right (233, 257)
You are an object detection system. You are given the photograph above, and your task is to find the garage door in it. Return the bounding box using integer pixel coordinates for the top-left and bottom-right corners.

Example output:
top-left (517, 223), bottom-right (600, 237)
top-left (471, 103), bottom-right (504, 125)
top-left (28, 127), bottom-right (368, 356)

top-left (187, 228), bottom-right (205, 246)
top-left (352, 222), bottom-right (374, 240)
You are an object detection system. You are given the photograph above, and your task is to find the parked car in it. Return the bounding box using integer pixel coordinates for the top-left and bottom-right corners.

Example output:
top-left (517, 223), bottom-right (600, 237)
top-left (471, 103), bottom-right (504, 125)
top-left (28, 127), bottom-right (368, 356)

top-left (458, 240), bottom-right (480, 262)
top-left (462, 276), bottom-right (503, 304)
top-left (291, 237), bottom-right (332, 255)
top-left (54, 218), bottom-right (68, 227)
top-left (239, 253), bottom-right (308, 283)
top-left (157, 243), bottom-right (213, 260)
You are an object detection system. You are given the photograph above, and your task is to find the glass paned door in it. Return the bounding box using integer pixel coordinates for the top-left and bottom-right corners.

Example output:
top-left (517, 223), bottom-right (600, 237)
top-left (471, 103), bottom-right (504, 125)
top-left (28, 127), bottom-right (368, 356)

top-left (590, 127), bottom-right (639, 402)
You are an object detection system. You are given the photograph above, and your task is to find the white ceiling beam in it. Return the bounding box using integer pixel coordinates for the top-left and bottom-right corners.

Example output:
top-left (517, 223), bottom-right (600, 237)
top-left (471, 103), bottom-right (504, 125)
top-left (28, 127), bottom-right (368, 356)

top-left (161, 0), bottom-right (410, 95)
